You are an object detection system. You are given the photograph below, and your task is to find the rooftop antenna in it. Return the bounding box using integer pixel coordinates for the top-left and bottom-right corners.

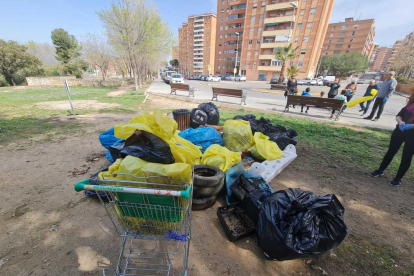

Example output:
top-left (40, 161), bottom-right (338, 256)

top-left (353, 1), bottom-right (360, 19)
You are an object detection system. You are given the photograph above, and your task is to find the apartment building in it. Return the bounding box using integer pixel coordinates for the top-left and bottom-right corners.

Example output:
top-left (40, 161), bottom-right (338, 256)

top-left (322, 17), bottom-right (376, 58)
top-left (369, 44), bottom-right (380, 69)
top-left (172, 46), bottom-right (179, 61)
top-left (371, 47), bottom-right (392, 72)
top-left (214, 0), bottom-right (334, 81)
top-left (388, 40), bottom-right (403, 69)
top-left (178, 13), bottom-right (217, 75)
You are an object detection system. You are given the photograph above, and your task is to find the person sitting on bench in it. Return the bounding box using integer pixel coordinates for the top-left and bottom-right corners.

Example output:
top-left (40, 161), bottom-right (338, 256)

top-left (301, 87), bottom-right (311, 113)
top-left (330, 90), bottom-right (348, 119)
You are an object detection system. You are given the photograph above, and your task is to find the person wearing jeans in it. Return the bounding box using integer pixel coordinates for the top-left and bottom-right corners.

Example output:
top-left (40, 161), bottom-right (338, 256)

top-left (359, 80), bottom-right (380, 116)
top-left (364, 71), bottom-right (397, 121)
top-left (369, 93), bottom-right (414, 186)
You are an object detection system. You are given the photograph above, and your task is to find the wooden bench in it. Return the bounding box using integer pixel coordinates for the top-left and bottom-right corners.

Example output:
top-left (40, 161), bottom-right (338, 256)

top-left (170, 83), bottom-right (195, 97)
top-left (212, 87), bottom-right (247, 105)
top-left (270, 84), bottom-right (287, 91)
top-left (284, 95), bottom-right (345, 120)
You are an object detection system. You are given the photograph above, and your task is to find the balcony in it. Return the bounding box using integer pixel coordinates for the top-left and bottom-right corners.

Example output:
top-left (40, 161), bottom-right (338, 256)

top-left (194, 38), bottom-right (204, 42)
top-left (266, 1), bottom-right (298, 12)
top-left (258, 65), bottom-right (282, 72)
top-left (194, 43), bottom-right (204, 47)
top-left (259, 54), bottom-right (276, 60)
top-left (260, 41), bottom-right (288, 48)
top-left (262, 29), bottom-right (290, 37)
top-left (264, 15), bottom-right (295, 24)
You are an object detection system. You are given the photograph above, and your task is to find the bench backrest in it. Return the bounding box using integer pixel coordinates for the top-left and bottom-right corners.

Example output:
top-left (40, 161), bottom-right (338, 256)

top-left (171, 83), bottom-right (190, 91)
top-left (212, 87), bottom-right (243, 96)
top-left (288, 95), bottom-right (344, 109)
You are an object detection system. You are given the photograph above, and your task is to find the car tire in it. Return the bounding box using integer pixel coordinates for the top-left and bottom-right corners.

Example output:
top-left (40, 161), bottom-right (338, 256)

top-left (192, 195), bottom-right (217, 211)
top-left (193, 165), bottom-right (225, 197)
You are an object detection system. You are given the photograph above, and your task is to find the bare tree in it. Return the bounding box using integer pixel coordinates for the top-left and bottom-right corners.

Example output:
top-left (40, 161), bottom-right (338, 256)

top-left (392, 37), bottom-right (414, 78)
top-left (26, 41), bottom-right (58, 67)
top-left (98, 0), bottom-right (173, 91)
top-left (82, 33), bottom-right (115, 85)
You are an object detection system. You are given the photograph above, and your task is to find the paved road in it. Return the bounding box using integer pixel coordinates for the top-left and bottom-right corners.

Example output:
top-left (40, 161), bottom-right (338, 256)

top-left (149, 79), bottom-right (409, 130)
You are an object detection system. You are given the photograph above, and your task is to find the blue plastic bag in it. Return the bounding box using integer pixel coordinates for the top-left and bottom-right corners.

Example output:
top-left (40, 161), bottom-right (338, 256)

top-left (178, 127), bottom-right (223, 153)
top-left (99, 128), bottom-right (123, 163)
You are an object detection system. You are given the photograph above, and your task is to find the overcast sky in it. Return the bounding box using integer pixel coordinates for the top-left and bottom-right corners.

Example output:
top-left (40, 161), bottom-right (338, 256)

top-left (0, 0), bottom-right (412, 47)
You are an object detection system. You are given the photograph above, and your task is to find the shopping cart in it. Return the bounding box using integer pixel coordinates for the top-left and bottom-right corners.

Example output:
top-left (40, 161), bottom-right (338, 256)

top-left (74, 172), bottom-right (193, 276)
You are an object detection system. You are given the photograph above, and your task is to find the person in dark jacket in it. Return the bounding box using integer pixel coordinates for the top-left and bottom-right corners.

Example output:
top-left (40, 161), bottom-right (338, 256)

top-left (327, 78), bottom-right (341, 98)
top-left (360, 80), bottom-right (380, 115)
top-left (287, 77), bottom-right (298, 93)
top-left (369, 93), bottom-right (414, 186)
top-left (301, 87), bottom-right (311, 113)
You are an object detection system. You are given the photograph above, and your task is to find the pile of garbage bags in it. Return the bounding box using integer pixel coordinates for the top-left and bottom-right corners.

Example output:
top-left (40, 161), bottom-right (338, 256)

top-left (233, 114), bottom-right (298, 150)
top-left (190, 102), bottom-right (220, 128)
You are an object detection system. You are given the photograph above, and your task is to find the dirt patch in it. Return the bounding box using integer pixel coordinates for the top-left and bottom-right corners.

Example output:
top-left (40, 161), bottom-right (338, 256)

top-left (34, 100), bottom-right (120, 110)
top-left (107, 85), bottom-right (134, 97)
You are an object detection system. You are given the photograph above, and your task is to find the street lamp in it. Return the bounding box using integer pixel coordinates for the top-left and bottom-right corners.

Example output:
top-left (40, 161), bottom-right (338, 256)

top-left (234, 32), bottom-right (240, 82)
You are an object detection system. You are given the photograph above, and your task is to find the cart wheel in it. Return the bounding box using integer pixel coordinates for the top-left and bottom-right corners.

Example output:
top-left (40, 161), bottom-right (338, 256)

top-left (192, 195), bottom-right (217, 211)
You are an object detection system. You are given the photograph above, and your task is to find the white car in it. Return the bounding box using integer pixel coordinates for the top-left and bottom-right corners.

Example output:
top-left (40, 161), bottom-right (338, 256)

top-left (171, 74), bottom-right (184, 84)
top-left (310, 79), bottom-right (318, 86)
top-left (302, 78), bottom-right (312, 85)
top-left (206, 75), bottom-right (221, 82)
top-left (235, 75), bottom-right (247, 81)
top-left (296, 79), bottom-right (305, 85)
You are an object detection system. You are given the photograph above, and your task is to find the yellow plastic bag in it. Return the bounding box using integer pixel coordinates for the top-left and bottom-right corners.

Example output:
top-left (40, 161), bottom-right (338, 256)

top-left (346, 89), bottom-right (378, 108)
top-left (249, 132), bottom-right (283, 161)
top-left (114, 110), bottom-right (202, 165)
top-left (201, 144), bottom-right (241, 172)
top-left (223, 120), bottom-right (254, 152)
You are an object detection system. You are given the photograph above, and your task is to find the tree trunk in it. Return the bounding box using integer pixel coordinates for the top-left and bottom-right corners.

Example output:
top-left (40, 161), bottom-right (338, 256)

top-left (278, 62), bottom-right (286, 84)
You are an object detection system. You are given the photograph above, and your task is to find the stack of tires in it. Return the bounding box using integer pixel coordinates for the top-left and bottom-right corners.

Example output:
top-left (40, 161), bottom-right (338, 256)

top-left (192, 165), bottom-right (225, 210)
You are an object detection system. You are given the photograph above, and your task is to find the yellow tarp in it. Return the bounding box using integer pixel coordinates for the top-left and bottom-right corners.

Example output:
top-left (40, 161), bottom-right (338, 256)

top-left (346, 89), bottom-right (378, 108)
top-left (223, 120), bottom-right (254, 152)
top-left (201, 144), bottom-right (241, 172)
top-left (248, 132), bottom-right (283, 161)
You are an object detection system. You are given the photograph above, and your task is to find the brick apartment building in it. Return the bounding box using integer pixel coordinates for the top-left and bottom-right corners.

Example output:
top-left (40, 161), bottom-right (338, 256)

top-left (214, 0), bottom-right (334, 81)
top-left (178, 13), bottom-right (217, 75)
top-left (322, 17), bottom-right (376, 58)
top-left (172, 46), bottom-right (179, 61)
top-left (371, 47), bottom-right (393, 72)
top-left (369, 43), bottom-right (380, 69)
top-left (388, 40), bottom-right (403, 69)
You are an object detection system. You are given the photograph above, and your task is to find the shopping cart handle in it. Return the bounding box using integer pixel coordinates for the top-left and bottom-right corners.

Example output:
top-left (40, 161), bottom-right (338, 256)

top-left (74, 179), bottom-right (90, 192)
top-left (181, 186), bottom-right (192, 200)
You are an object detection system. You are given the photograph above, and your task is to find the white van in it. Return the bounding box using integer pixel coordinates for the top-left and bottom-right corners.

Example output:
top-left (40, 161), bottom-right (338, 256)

top-left (165, 71), bottom-right (177, 84)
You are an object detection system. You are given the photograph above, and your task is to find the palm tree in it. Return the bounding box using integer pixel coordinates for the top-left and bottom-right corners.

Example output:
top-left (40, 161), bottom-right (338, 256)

top-left (287, 66), bottom-right (299, 78)
top-left (274, 44), bottom-right (299, 84)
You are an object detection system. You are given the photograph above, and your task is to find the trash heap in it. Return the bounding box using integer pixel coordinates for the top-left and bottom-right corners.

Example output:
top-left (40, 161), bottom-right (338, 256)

top-left (94, 103), bottom-right (347, 261)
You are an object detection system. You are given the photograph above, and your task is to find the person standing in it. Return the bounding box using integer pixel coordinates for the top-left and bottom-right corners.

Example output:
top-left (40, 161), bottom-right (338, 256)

top-left (360, 80), bottom-right (380, 116)
top-left (369, 93), bottom-right (414, 186)
top-left (345, 80), bottom-right (358, 102)
top-left (364, 71), bottom-right (398, 121)
top-left (286, 77), bottom-right (298, 94)
top-left (327, 78), bottom-right (341, 99)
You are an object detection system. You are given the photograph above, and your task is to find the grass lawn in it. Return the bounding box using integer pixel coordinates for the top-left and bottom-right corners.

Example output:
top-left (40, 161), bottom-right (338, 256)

top-left (219, 110), bottom-right (413, 183)
top-left (0, 85), bottom-right (146, 144)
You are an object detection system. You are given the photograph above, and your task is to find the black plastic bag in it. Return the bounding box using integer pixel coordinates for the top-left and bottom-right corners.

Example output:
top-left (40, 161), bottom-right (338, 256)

top-left (110, 130), bottom-right (174, 164)
top-left (257, 188), bottom-right (347, 261)
top-left (85, 167), bottom-right (110, 199)
top-left (266, 130), bottom-right (298, 150)
top-left (199, 102), bottom-right (220, 125)
top-left (190, 108), bottom-right (208, 128)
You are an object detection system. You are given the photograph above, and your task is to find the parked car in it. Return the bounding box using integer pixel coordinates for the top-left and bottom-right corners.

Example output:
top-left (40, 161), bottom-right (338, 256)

top-left (171, 74), bottom-right (184, 84)
top-left (303, 78), bottom-right (312, 85)
top-left (270, 78), bottom-right (279, 84)
top-left (220, 75), bottom-right (231, 80)
top-left (206, 75), bottom-right (221, 82)
top-left (296, 79), bottom-right (305, 85)
top-left (164, 71), bottom-right (177, 84)
top-left (200, 75), bottom-right (207, 81)
top-left (235, 75), bottom-right (247, 81)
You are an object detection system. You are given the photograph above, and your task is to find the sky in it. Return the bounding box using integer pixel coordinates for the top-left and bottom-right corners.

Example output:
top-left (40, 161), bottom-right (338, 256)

top-left (0, 0), bottom-right (412, 47)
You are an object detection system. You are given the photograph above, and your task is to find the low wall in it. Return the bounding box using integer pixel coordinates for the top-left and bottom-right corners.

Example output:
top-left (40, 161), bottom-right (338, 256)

top-left (26, 77), bottom-right (132, 87)
top-left (396, 84), bottom-right (414, 95)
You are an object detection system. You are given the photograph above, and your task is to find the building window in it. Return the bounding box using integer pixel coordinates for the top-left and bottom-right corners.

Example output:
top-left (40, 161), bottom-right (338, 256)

top-left (221, 18), bottom-right (223, 22)
top-left (334, 50), bottom-right (341, 54)
top-left (290, 61), bottom-right (294, 66)
top-left (262, 1), bottom-right (265, 7)
top-left (253, 3), bottom-right (257, 8)
top-left (300, 9), bottom-right (305, 16)
top-left (337, 38), bottom-right (344, 42)
top-left (340, 32), bottom-right (346, 36)
top-left (257, 39), bottom-right (260, 44)
top-left (249, 39), bottom-right (253, 44)
top-left (220, 26), bottom-right (223, 31)
top-left (255, 51), bottom-right (258, 56)
top-left (325, 52), bottom-right (328, 55)
top-left (354, 24), bottom-right (359, 29)
top-left (307, 23), bottom-right (313, 29)
top-left (220, 35), bottom-right (222, 38)
top-left (297, 23), bottom-right (302, 30)
top-left (336, 44), bottom-right (342, 48)
top-left (303, 36), bottom-right (309, 42)
top-left (330, 33), bottom-right (333, 37)
top-left (253, 62), bottom-right (257, 66)
top-left (352, 31), bottom-right (355, 35)
top-left (332, 26), bottom-right (336, 31)
top-left (260, 15), bottom-right (263, 21)
top-left (221, 9), bottom-right (224, 13)
top-left (246, 61), bottom-right (250, 65)
top-left (348, 45), bottom-right (351, 48)
top-left (258, 27), bottom-right (261, 33)
top-left (310, 8), bottom-right (316, 15)
top-left (225, 26), bottom-right (228, 30)
top-left (298, 61), bottom-right (303, 67)
top-left (328, 39), bottom-right (332, 44)
top-left (301, 49), bottom-right (306, 54)
top-left (350, 38), bottom-right (353, 42)
top-left (271, 60), bottom-right (283, 66)
top-left (250, 28), bottom-right (254, 34)
top-left (247, 51), bottom-right (251, 56)
top-left (218, 65), bottom-right (221, 69)
top-left (251, 16), bottom-right (255, 22)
